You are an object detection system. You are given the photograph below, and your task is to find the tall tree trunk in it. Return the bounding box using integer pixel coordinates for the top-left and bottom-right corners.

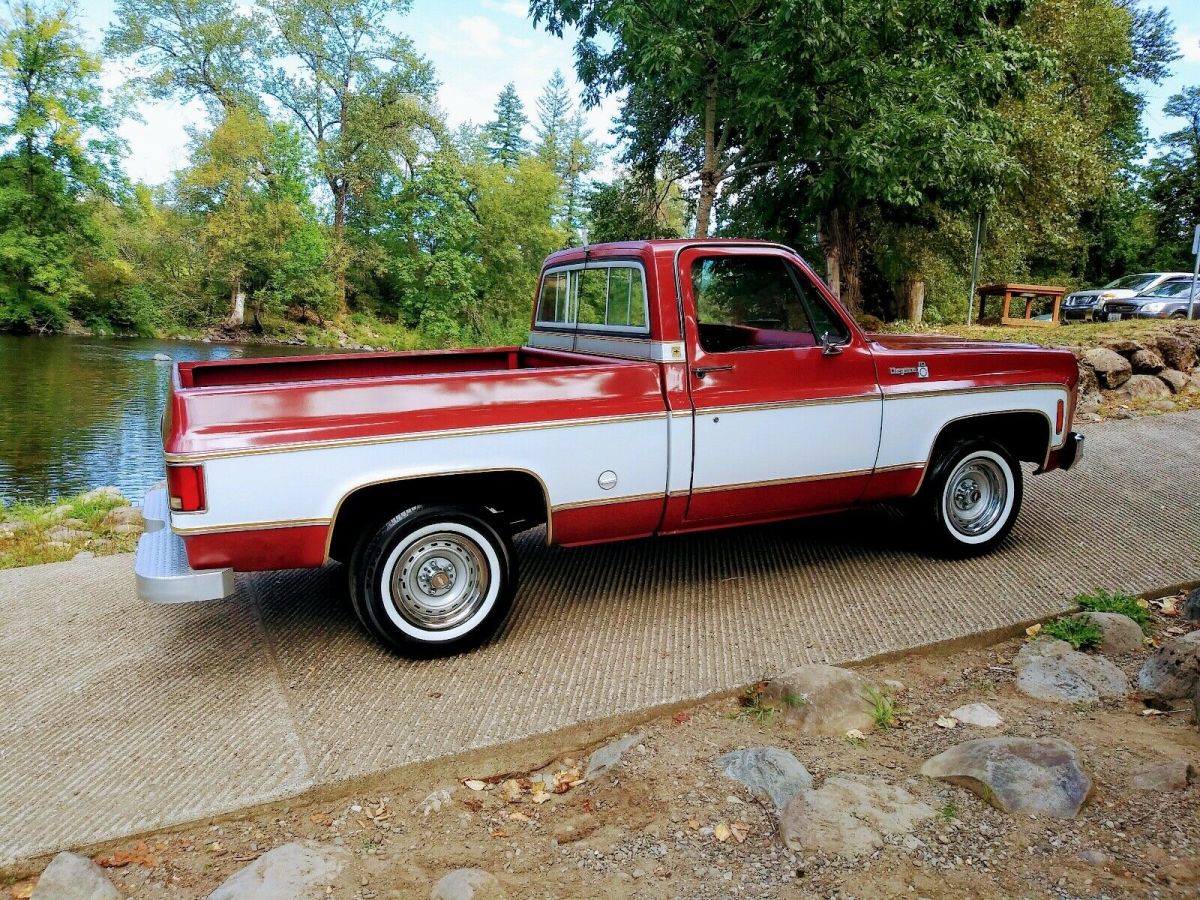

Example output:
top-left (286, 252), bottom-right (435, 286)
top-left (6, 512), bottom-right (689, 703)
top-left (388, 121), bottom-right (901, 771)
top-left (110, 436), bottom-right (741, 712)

top-left (694, 77), bottom-right (719, 238)
top-left (227, 277), bottom-right (245, 327)
top-left (904, 276), bottom-right (925, 323)
top-left (332, 185), bottom-right (348, 315)
top-left (819, 207), bottom-right (863, 315)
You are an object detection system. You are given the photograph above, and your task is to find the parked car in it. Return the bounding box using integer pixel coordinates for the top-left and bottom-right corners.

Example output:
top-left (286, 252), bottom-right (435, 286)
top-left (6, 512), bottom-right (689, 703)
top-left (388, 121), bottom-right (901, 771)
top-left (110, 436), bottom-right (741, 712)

top-left (1131, 277), bottom-right (1200, 320)
top-left (136, 239), bottom-right (1083, 656)
top-left (1060, 272), bottom-right (1190, 323)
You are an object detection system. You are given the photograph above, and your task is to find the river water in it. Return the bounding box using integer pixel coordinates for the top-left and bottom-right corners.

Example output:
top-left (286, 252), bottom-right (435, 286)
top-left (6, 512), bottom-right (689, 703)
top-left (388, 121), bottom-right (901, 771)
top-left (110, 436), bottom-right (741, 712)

top-left (0, 334), bottom-right (325, 505)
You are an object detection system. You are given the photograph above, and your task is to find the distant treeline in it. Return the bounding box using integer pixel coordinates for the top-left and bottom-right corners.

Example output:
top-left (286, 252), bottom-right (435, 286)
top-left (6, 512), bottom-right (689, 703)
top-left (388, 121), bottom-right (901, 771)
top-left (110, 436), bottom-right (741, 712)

top-left (0, 0), bottom-right (1196, 342)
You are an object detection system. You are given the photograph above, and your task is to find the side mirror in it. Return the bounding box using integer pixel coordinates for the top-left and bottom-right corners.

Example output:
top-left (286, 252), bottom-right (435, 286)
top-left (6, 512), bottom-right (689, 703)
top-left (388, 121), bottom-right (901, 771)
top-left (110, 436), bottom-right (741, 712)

top-left (820, 331), bottom-right (844, 356)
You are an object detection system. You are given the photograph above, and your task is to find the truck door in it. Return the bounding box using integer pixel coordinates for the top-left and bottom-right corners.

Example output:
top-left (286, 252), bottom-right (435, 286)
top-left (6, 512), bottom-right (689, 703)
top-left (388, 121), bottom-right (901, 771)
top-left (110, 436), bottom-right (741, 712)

top-left (679, 246), bottom-right (883, 524)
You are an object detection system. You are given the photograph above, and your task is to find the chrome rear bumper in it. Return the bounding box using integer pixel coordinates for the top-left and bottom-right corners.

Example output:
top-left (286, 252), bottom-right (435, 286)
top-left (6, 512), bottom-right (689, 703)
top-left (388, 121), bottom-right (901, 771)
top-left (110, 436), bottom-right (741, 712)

top-left (135, 484), bottom-right (234, 603)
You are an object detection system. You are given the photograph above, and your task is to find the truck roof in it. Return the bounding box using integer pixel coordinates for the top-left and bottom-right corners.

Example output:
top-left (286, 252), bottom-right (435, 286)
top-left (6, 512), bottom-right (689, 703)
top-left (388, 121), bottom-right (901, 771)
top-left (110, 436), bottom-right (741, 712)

top-left (542, 238), bottom-right (794, 268)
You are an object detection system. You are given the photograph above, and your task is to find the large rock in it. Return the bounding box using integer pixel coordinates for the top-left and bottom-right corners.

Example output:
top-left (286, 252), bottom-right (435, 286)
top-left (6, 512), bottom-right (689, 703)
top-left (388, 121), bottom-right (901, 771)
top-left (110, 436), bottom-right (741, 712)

top-left (1159, 368), bottom-right (1189, 393)
top-left (1113, 373), bottom-right (1171, 401)
top-left (1068, 611), bottom-right (1144, 655)
top-left (921, 737), bottom-right (1092, 818)
top-left (80, 486), bottom-right (123, 503)
top-left (1072, 354), bottom-right (1099, 399)
top-left (1014, 638), bottom-right (1130, 703)
top-left (1184, 372), bottom-right (1200, 395)
top-left (948, 703), bottom-right (1004, 728)
top-left (779, 775), bottom-right (933, 857)
top-left (765, 665), bottom-right (878, 736)
top-left (1151, 333), bottom-right (1197, 372)
top-left (207, 842), bottom-right (350, 900)
top-left (1182, 588), bottom-right (1200, 623)
top-left (1131, 760), bottom-right (1195, 792)
top-left (1129, 348), bottom-right (1164, 374)
top-left (1082, 347), bottom-right (1132, 389)
top-left (31, 852), bottom-right (120, 900)
top-left (1137, 631), bottom-right (1200, 701)
top-left (714, 747), bottom-right (813, 810)
top-left (101, 505), bottom-right (143, 528)
top-left (431, 869), bottom-right (507, 900)
top-left (585, 733), bottom-right (642, 780)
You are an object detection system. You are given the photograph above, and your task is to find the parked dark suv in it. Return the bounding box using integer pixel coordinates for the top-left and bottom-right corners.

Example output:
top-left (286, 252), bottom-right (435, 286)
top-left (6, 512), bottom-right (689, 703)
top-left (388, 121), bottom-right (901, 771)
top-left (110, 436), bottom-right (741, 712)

top-left (1061, 272), bottom-right (1189, 323)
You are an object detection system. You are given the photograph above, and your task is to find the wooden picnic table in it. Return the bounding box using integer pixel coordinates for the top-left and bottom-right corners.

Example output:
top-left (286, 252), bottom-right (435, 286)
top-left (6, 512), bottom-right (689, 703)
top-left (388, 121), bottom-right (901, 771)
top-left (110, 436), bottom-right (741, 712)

top-left (975, 283), bottom-right (1067, 328)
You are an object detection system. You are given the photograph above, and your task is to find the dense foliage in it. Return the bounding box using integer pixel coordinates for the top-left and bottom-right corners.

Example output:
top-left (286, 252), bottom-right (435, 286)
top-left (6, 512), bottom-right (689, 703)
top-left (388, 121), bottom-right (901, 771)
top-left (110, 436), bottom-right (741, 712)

top-left (0, 0), bottom-right (1195, 338)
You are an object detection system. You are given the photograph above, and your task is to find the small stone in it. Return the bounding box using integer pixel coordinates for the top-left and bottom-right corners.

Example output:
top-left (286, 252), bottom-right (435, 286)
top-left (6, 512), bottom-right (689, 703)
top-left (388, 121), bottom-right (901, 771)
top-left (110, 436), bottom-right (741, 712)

top-left (102, 505), bottom-right (143, 528)
top-left (1137, 631), bottom-right (1200, 701)
top-left (1131, 760), bottom-right (1195, 792)
top-left (765, 664), bottom-right (879, 736)
top-left (1082, 347), bottom-right (1132, 389)
top-left (1129, 348), bottom-right (1164, 374)
top-left (430, 868), bottom-right (507, 900)
top-left (31, 851), bottom-right (120, 900)
top-left (920, 737), bottom-right (1092, 818)
top-left (948, 703), bottom-right (1004, 728)
top-left (1014, 638), bottom-right (1129, 703)
top-left (714, 747), bottom-right (813, 810)
top-left (1077, 849), bottom-right (1110, 865)
top-left (110, 522), bottom-right (142, 535)
top-left (780, 775), bottom-right (933, 857)
top-left (1158, 369), bottom-right (1189, 393)
top-left (80, 486), bottom-right (123, 502)
top-left (1068, 611), bottom-right (1144, 655)
top-left (585, 733), bottom-right (643, 780)
top-left (44, 526), bottom-right (91, 542)
top-left (1182, 587), bottom-right (1200, 623)
top-left (419, 788), bottom-right (453, 816)
top-left (206, 842), bottom-right (349, 899)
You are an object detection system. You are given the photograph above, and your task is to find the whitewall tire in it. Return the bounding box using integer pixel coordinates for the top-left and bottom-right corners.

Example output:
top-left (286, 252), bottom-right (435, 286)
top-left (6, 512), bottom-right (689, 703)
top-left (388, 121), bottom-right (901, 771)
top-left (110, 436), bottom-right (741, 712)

top-left (922, 440), bottom-right (1023, 557)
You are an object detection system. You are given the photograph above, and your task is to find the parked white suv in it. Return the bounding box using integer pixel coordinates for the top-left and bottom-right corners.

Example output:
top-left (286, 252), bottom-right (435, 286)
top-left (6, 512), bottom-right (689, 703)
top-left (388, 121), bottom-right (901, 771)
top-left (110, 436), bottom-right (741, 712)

top-left (1060, 273), bottom-right (1191, 323)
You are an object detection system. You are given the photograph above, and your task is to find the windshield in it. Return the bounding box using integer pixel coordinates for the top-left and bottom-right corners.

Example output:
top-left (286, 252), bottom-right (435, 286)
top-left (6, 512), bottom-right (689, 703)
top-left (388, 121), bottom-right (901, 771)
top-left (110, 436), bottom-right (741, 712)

top-left (1146, 279), bottom-right (1198, 298)
top-left (1103, 274), bottom-right (1157, 291)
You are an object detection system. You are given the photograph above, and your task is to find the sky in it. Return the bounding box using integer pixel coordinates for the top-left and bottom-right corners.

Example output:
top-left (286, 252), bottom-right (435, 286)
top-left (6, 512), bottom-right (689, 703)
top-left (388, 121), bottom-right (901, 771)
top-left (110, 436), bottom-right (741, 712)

top-left (71, 0), bottom-right (1200, 186)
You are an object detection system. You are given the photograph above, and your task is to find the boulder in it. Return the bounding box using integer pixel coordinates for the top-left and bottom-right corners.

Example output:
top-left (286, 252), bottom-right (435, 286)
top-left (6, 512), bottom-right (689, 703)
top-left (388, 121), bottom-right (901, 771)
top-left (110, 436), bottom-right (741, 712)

top-left (80, 486), bottom-right (123, 503)
top-left (920, 737), bottom-right (1092, 818)
top-left (102, 505), bottom-right (143, 528)
top-left (1081, 347), bottom-right (1131, 389)
top-left (31, 852), bottom-right (120, 900)
top-left (1101, 338), bottom-right (1144, 355)
top-left (1137, 631), bottom-right (1200, 701)
top-left (430, 869), bottom-right (507, 900)
top-left (714, 747), bottom-right (813, 810)
top-left (1129, 348), bottom-right (1164, 374)
top-left (44, 526), bottom-right (91, 542)
top-left (1182, 587), bottom-right (1200, 623)
top-left (1072, 355), bottom-right (1099, 399)
top-left (948, 703), bottom-right (1004, 728)
top-left (1014, 638), bottom-right (1130, 703)
top-left (1113, 373), bottom-right (1171, 401)
top-left (1131, 760), bottom-right (1195, 792)
top-left (779, 775), bottom-right (933, 857)
top-left (1184, 372), bottom-right (1200, 395)
top-left (765, 665), bottom-right (878, 736)
top-left (1151, 333), bottom-right (1197, 372)
top-left (207, 842), bottom-right (350, 900)
top-left (1068, 611), bottom-right (1144, 655)
top-left (584, 733), bottom-right (642, 780)
top-left (1159, 368), bottom-right (1189, 393)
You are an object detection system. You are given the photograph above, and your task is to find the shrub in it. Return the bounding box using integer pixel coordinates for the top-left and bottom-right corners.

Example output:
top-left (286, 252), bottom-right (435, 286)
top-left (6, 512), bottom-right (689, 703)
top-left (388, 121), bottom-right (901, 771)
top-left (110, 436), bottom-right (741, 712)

top-left (1042, 616), bottom-right (1102, 651)
top-left (1075, 588), bottom-right (1150, 632)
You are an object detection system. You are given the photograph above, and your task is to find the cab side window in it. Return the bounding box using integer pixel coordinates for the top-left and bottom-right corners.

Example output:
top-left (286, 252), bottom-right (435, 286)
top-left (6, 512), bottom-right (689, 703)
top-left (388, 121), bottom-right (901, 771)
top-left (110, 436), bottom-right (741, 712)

top-left (691, 255), bottom-right (847, 353)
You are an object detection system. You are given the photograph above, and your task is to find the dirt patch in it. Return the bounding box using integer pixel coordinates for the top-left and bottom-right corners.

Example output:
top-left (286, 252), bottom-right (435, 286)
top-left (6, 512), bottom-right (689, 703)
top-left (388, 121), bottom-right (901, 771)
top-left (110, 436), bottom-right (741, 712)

top-left (5, 598), bottom-right (1198, 899)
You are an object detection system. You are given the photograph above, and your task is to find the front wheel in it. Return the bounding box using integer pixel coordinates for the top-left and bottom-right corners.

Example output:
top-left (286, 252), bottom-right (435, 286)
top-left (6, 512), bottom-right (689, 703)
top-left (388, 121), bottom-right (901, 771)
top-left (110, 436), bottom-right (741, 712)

top-left (349, 504), bottom-right (517, 656)
top-left (919, 439), bottom-right (1023, 557)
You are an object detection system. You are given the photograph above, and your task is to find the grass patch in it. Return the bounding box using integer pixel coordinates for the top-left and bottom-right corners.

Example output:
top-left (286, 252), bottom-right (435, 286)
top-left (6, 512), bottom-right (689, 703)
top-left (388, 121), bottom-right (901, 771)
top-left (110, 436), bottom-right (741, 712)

top-left (1041, 616), bottom-right (1102, 651)
top-left (862, 686), bottom-right (902, 730)
top-left (1075, 588), bottom-right (1151, 631)
top-left (0, 489), bottom-right (141, 569)
top-left (876, 318), bottom-right (1200, 350)
top-left (938, 799), bottom-right (959, 822)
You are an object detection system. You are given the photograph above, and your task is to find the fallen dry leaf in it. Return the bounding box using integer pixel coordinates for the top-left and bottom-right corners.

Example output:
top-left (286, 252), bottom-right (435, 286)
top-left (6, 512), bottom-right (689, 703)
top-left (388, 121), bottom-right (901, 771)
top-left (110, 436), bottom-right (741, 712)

top-left (729, 821), bottom-right (750, 844)
top-left (1136, 598), bottom-right (1151, 610)
top-left (95, 841), bottom-right (156, 869)
top-left (489, 829), bottom-right (509, 839)
top-left (1141, 708), bottom-right (1168, 717)
top-left (846, 729), bottom-right (867, 741)
top-left (499, 779), bottom-right (523, 803)
top-left (671, 712), bottom-right (692, 725)
top-left (9, 879), bottom-right (35, 899)
top-left (309, 813), bottom-right (333, 826)
top-left (714, 823), bottom-right (732, 843)
top-left (935, 717), bottom-right (958, 729)
top-left (1160, 596), bottom-right (1180, 616)
top-left (1025, 623), bottom-right (1042, 638)
top-left (686, 819), bottom-right (699, 831)
top-left (464, 779), bottom-right (487, 791)
top-left (507, 811), bottom-right (532, 823)
top-left (581, 799), bottom-right (595, 813)
top-left (460, 798), bottom-right (482, 813)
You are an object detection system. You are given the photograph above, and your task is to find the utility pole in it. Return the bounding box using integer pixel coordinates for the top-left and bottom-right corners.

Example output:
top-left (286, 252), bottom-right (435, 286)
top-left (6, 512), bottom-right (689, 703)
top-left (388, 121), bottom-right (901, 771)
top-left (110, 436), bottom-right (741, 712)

top-left (1189, 224), bottom-right (1199, 321)
top-left (966, 210), bottom-right (986, 325)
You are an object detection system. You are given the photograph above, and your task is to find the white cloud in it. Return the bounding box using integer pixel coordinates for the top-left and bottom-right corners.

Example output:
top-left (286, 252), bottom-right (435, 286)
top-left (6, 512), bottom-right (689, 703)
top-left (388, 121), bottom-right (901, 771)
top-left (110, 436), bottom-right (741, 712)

top-left (429, 15), bottom-right (533, 59)
top-left (481, 0), bottom-right (529, 17)
top-left (1178, 27), bottom-right (1200, 65)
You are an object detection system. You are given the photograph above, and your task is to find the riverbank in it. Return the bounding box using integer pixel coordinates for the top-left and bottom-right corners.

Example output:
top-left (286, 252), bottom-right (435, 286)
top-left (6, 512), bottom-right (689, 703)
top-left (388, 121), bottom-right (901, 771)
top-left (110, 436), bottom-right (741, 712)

top-left (0, 488), bottom-right (142, 569)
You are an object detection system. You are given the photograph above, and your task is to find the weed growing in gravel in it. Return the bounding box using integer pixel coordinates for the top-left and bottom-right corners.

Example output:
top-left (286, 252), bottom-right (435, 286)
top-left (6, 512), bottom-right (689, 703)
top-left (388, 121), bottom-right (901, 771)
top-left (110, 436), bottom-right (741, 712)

top-left (1042, 616), bottom-right (1102, 651)
top-left (733, 681), bottom-right (777, 725)
top-left (863, 687), bottom-right (902, 730)
top-left (1076, 588), bottom-right (1150, 631)
top-left (938, 800), bottom-right (959, 822)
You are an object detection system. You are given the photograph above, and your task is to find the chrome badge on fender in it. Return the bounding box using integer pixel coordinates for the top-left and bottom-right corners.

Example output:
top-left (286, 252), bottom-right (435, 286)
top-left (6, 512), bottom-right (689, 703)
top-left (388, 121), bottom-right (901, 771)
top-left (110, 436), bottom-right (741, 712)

top-left (890, 361), bottom-right (930, 378)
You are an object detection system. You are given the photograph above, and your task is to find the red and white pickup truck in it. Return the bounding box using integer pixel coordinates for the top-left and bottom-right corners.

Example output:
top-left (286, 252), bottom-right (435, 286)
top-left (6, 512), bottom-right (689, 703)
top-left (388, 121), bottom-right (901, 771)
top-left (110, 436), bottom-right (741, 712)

top-left (137, 240), bottom-right (1083, 655)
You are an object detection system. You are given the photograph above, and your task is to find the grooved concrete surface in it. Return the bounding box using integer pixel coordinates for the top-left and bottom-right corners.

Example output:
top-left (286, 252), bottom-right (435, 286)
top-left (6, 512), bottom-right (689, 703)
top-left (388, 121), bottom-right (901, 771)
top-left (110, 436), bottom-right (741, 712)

top-left (3, 412), bottom-right (1200, 863)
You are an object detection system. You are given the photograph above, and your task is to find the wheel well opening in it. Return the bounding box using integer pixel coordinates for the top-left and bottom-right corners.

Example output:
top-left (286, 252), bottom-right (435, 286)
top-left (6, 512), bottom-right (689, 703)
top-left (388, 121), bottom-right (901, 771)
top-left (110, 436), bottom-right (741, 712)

top-left (327, 471), bottom-right (548, 563)
top-left (930, 411), bottom-right (1051, 469)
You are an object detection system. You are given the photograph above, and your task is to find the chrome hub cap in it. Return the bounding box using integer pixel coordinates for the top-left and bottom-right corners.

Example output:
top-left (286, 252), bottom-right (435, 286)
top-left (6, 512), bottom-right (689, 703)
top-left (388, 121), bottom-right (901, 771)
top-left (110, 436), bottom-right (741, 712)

top-left (391, 533), bottom-right (489, 631)
top-left (944, 457), bottom-right (1007, 537)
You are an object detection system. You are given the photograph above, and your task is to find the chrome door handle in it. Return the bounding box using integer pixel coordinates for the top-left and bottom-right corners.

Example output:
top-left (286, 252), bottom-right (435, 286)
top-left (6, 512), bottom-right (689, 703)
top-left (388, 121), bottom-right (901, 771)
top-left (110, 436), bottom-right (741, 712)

top-left (693, 365), bottom-right (734, 379)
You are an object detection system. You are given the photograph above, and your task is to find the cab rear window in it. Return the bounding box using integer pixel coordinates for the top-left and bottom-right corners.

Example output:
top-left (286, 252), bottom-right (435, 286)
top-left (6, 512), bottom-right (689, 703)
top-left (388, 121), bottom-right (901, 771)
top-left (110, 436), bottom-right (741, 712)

top-left (535, 263), bottom-right (648, 333)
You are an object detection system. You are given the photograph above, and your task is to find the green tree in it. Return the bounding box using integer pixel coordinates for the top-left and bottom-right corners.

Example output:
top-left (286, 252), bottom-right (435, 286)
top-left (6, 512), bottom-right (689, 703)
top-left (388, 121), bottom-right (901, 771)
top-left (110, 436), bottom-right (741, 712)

top-left (0, 1), bottom-right (123, 332)
top-left (534, 69), bottom-right (572, 165)
top-left (104, 0), bottom-right (265, 114)
top-left (586, 173), bottom-right (685, 243)
top-left (485, 81), bottom-right (529, 167)
top-left (262, 0), bottom-right (439, 312)
top-left (1146, 86), bottom-right (1200, 269)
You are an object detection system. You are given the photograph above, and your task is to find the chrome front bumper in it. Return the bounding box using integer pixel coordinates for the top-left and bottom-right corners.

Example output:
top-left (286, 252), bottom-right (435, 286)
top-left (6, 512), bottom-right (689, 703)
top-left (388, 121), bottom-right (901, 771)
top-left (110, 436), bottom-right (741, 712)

top-left (134, 483), bottom-right (234, 603)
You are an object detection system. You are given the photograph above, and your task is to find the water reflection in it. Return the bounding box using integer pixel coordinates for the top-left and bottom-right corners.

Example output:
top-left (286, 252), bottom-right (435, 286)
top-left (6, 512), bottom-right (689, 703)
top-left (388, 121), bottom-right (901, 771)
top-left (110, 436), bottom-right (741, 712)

top-left (0, 335), bottom-right (323, 504)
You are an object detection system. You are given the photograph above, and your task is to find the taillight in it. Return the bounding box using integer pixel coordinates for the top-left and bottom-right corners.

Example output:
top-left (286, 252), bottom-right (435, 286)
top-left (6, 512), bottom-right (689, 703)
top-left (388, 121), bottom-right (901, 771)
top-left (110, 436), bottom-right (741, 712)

top-left (1056, 399), bottom-right (1065, 434)
top-left (167, 464), bottom-right (207, 512)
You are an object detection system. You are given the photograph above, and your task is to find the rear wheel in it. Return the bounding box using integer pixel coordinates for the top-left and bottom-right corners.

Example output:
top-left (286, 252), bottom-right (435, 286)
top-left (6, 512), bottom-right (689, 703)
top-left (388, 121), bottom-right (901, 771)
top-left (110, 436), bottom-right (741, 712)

top-left (920, 439), bottom-right (1023, 557)
top-left (349, 504), bottom-right (516, 656)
